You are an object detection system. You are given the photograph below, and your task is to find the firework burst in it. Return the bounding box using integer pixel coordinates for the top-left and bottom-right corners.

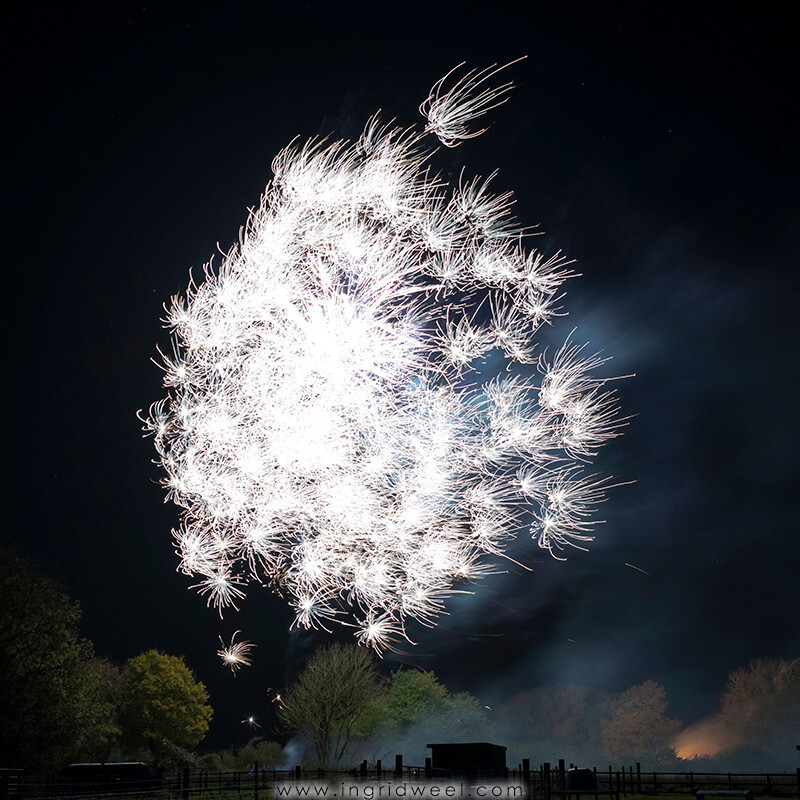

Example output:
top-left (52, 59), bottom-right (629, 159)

top-left (142, 60), bottom-right (626, 654)
top-left (218, 631), bottom-right (255, 673)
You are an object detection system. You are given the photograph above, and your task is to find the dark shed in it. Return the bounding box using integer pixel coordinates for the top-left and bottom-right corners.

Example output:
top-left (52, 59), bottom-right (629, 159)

top-left (426, 743), bottom-right (507, 778)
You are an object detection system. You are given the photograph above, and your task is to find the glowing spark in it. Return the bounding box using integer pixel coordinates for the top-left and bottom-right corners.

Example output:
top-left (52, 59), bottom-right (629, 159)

top-left (625, 562), bottom-right (651, 576)
top-left (243, 715), bottom-right (261, 730)
top-left (142, 60), bottom-right (627, 654)
top-left (217, 631), bottom-right (255, 672)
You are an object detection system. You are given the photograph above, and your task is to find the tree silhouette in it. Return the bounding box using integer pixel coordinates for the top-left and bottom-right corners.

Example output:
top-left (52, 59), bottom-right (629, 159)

top-left (0, 551), bottom-right (114, 770)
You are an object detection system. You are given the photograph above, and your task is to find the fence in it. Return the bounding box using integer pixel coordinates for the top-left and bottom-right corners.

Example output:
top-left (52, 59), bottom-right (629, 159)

top-left (531, 761), bottom-right (800, 799)
top-left (2, 761), bottom-right (799, 800)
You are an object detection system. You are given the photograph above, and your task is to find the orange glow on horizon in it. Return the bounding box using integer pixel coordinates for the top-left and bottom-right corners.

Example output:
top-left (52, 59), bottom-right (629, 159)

top-left (674, 718), bottom-right (739, 760)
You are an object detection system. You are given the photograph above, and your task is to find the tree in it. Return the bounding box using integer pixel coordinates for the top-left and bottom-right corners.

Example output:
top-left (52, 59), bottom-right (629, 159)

top-left (776, 657), bottom-right (800, 692)
top-left (713, 657), bottom-right (800, 766)
top-left (0, 551), bottom-right (116, 770)
top-left (721, 658), bottom-right (784, 721)
top-left (601, 681), bottom-right (681, 766)
top-left (119, 650), bottom-right (213, 759)
top-left (436, 690), bottom-right (490, 740)
top-left (495, 686), bottom-right (612, 766)
top-left (277, 643), bottom-right (384, 766)
top-left (379, 669), bottom-right (448, 729)
top-left (80, 658), bottom-right (123, 761)
top-left (201, 737), bottom-right (284, 771)
top-left (366, 669), bottom-right (490, 764)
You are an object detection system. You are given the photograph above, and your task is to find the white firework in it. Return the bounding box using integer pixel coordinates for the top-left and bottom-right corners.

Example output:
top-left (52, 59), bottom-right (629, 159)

top-left (141, 61), bottom-right (626, 654)
top-left (218, 631), bottom-right (255, 673)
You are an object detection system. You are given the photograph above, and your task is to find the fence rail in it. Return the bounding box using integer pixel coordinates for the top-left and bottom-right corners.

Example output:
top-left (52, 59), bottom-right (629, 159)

top-left (2, 763), bottom-right (799, 800)
top-left (532, 763), bottom-right (800, 799)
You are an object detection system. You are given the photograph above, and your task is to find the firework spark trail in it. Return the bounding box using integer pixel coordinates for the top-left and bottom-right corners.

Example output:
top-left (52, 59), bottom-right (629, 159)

top-left (142, 60), bottom-right (626, 655)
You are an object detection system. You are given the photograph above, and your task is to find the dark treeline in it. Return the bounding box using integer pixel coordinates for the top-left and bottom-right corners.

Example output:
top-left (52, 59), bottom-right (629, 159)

top-left (0, 551), bottom-right (212, 772)
top-left (1, 553), bottom-right (797, 774)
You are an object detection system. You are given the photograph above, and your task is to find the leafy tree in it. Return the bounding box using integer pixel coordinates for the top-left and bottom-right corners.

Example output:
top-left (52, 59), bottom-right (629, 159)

top-left (365, 669), bottom-right (490, 764)
top-left (0, 551), bottom-right (116, 770)
top-left (277, 643), bottom-right (384, 766)
top-left (119, 650), bottom-right (213, 760)
top-left (379, 669), bottom-right (449, 729)
top-left (601, 680), bottom-right (681, 766)
top-left (436, 690), bottom-right (489, 739)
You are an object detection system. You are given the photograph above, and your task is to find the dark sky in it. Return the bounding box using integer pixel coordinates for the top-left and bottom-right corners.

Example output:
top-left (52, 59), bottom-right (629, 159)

top-left (4, 2), bottom-right (798, 751)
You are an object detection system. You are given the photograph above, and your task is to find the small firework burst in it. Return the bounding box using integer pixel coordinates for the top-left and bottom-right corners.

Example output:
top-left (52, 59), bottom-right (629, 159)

top-left (217, 631), bottom-right (255, 673)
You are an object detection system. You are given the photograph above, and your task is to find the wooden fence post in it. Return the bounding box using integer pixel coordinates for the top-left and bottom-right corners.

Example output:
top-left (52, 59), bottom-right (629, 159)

top-left (254, 761), bottom-right (259, 800)
top-left (543, 762), bottom-right (551, 800)
top-left (522, 759), bottom-right (531, 800)
top-left (636, 763), bottom-right (641, 794)
top-left (182, 767), bottom-right (190, 800)
top-left (377, 760), bottom-right (382, 781)
top-left (395, 755), bottom-right (403, 781)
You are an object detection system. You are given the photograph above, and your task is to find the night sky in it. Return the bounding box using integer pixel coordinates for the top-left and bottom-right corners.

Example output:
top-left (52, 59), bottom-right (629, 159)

top-left (4, 3), bottom-right (798, 752)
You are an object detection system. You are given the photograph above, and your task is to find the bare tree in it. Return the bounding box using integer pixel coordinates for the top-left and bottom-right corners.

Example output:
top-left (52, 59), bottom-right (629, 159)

top-left (277, 643), bottom-right (384, 766)
top-left (601, 680), bottom-right (681, 766)
top-left (714, 657), bottom-right (800, 764)
top-left (721, 658), bottom-right (784, 720)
